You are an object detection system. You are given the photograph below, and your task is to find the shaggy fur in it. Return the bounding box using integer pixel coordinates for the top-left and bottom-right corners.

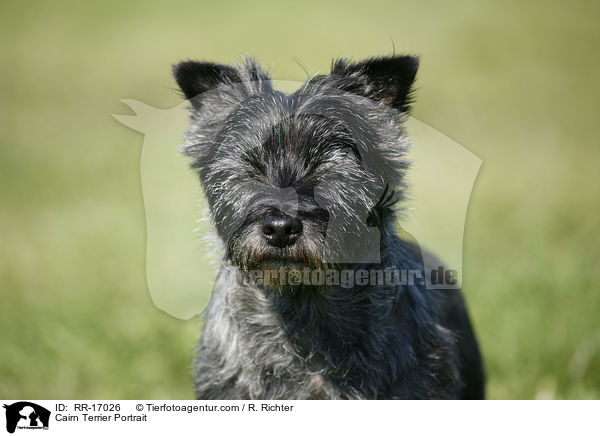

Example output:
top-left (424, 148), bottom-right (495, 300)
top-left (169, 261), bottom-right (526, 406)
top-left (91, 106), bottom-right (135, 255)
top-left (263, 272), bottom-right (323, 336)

top-left (173, 55), bottom-right (485, 399)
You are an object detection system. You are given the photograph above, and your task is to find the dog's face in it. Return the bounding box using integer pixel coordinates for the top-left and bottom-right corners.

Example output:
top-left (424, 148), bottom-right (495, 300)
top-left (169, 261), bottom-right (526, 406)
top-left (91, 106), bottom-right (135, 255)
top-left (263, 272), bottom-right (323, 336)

top-left (173, 57), bottom-right (418, 280)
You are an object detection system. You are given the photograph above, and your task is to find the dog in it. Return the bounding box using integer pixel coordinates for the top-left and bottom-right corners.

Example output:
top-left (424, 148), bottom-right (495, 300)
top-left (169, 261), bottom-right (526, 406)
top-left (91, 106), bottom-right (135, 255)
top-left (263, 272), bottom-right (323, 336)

top-left (172, 55), bottom-right (485, 399)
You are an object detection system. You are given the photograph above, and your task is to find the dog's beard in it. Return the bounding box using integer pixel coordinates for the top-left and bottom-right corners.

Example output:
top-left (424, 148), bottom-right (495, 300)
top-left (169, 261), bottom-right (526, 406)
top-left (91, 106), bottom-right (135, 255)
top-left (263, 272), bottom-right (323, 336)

top-left (225, 226), bottom-right (331, 291)
top-left (223, 217), bottom-right (384, 292)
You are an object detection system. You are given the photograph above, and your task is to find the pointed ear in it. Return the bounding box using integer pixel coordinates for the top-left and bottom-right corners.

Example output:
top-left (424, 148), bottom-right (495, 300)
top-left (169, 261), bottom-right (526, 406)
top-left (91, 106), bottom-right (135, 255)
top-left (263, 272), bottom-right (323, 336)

top-left (172, 58), bottom-right (271, 110)
top-left (172, 61), bottom-right (242, 108)
top-left (330, 56), bottom-right (419, 113)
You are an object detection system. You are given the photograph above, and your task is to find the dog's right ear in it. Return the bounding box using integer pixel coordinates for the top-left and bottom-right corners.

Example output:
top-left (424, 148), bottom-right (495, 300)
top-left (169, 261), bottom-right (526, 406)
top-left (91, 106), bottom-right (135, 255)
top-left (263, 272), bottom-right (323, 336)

top-left (172, 61), bottom-right (242, 109)
top-left (172, 58), bottom-right (271, 110)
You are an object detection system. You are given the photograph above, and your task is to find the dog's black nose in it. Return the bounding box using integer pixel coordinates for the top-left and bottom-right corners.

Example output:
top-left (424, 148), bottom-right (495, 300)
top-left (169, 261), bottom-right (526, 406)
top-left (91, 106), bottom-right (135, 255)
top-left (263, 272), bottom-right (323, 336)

top-left (262, 215), bottom-right (303, 247)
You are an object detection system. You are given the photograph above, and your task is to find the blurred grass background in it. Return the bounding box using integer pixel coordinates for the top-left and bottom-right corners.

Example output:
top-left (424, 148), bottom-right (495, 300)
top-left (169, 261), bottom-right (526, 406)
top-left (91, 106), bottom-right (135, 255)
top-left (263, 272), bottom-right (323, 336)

top-left (1, 0), bottom-right (599, 399)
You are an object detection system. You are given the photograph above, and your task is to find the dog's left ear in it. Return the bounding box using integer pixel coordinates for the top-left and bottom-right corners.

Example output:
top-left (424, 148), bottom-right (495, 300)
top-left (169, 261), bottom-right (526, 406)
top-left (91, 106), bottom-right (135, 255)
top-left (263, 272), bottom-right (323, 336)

top-left (330, 56), bottom-right (419, 113)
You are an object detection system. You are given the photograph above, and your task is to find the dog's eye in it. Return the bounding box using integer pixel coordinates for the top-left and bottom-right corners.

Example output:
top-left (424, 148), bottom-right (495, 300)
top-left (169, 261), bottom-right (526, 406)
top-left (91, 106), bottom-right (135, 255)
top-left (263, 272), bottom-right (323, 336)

top-left (297, 207), bottom-right (329, 223)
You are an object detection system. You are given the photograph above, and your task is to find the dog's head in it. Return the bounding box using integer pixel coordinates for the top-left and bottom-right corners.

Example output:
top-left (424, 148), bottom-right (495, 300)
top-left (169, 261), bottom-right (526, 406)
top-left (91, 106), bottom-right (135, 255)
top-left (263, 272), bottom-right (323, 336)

top-left (173, 56), bottom-right (418, 284)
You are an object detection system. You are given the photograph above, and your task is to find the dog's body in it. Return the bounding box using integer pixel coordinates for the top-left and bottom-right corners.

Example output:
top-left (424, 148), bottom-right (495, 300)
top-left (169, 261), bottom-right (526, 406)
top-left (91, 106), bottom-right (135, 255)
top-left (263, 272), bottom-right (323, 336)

top-left (173, 56), bottom-right (484, 399)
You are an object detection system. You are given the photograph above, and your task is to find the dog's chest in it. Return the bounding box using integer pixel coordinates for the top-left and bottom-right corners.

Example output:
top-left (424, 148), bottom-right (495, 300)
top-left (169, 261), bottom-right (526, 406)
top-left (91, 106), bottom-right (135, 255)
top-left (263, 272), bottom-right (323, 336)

top-left (236, 326), bottom-right (344, 399)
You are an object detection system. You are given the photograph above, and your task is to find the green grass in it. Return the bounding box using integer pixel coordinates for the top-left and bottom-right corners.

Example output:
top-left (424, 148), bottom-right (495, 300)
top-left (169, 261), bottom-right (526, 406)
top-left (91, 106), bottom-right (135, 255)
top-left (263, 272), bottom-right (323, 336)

top-left (1, 0), bottom-right (599, 399)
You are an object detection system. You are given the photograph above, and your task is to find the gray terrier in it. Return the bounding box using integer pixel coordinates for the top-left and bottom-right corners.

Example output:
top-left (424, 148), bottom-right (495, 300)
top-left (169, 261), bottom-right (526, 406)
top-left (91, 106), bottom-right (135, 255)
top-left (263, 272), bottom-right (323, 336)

top-left (173, 55), bottom-right (484, 399)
